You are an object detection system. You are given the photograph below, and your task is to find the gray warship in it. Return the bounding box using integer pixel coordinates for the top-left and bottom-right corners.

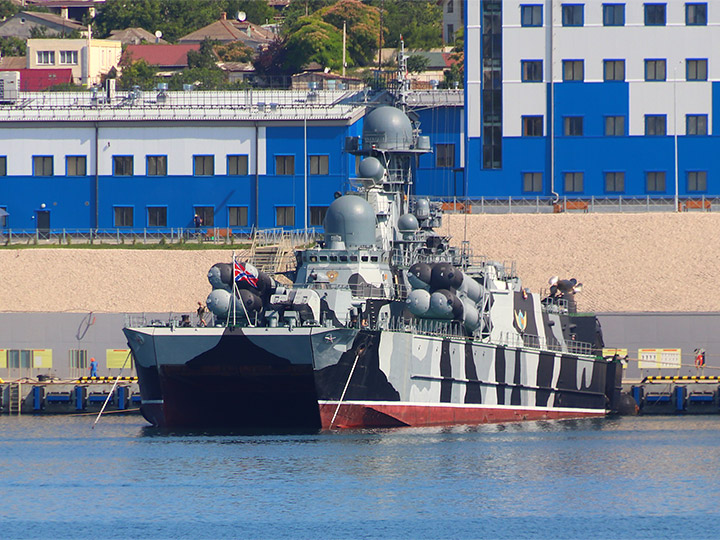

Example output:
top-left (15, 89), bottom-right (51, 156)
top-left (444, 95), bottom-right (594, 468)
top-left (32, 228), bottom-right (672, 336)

top-left (123, 105), bottom-right (623, 429)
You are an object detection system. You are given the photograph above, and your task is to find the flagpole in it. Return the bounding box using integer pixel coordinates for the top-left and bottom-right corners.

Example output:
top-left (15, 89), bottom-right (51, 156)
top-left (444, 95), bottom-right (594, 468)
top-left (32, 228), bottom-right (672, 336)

top-left (231, 250), bottom-right (236, 327)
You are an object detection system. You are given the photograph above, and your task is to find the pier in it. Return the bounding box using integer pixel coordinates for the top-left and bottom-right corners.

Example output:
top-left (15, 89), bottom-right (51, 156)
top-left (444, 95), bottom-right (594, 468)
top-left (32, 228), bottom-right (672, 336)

top-left (0, 377), bottom-right (140, 415)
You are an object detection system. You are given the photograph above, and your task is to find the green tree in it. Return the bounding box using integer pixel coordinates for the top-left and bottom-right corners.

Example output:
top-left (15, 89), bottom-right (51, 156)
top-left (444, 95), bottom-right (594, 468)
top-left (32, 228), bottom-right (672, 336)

top-left (318, 0), bottom-right (379, 67)
top-left (441, 29), bottom-right (463, 89)
top-left (282, 17), bottom-right (343, 72)
top-left (368, 0), bottom-right (442, 50)
top-left (406, 54), bottom-right (429, 74)
top-left (117, 58), bottom-right (159, 90)
top-left (215, 41), bottom-right (254, 63)
top-left (0, 0), bottom-right (20, 21)
top-left (252, 36), bottom-right (289, 77)
top-left (281, 0), bottom-right (335, 32)
top-left (0, 36), bottom-right (26, 56)
top-left (224, 0), bottom-right (276, 26)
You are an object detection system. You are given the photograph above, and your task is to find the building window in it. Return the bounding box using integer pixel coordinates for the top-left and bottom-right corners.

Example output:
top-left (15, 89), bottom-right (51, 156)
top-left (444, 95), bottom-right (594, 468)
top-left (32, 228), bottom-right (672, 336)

top-left (7, 349), bottom-right (32, 369)
top-left (646, 171), bottom-right (666, 192)
top-left (687, 59), bottom-right (708, 81)
top-left (33, 156), bottom-right (53, 176)
top-left (310, 206), bottom-right (329, 227)
top-left (148, 207), bottom-right (167, 227)
top-left (447, 0), bottom-right (453, 13)
top-left (645, 115), bottom-right (667, 136)
top-left (193, 155), bottom-right (214, 176)
top-left (482, 1), bottom-right (502, 170)
top-left (0, 206), bottom-right (6, 227)
top-left (0, 156), bottom-right (7, 176)
top-left (522, 116), bottom-right (543, 136)
top-left (147, 155), bottom-right (167, 176)
top-left (229, 206), bottom-right (248, 227)
top-left (564, 172), bottom-right (584, 193)
top-left (687, 171), bottom-right (707, 192)
top-left (522, 60), bottom-right (543, 82)
top-left (114, 207), bottom-right (133, 227)
top-left (36, 51), bottom-right (55, 65)
top-left (521, 5), bottom-right (543, 27)
top-left (605, 116), bottom-right (625, 136)
top-left (562, 4), bottom-right (584, 26)
top-left (605, 172), bottom-right (625, 193)
top-left (564, 116), bottom-right (583, 136)
top-left (113, 155), bottom-right (133, 176)
top-left (69, 349), bottom-right (88, 371)
top-left (227, 155), bottom-right (248, 175)
top-left (644, 3), bottom-right (666, 26)
top-left (523, 172), bottom-right (543, 193)
top-left (66, 156), bottom-right (86, 176)
top-left (603, 4), bottom-right (625, 25)
top-left (686, 3), bottom-right (707, 25)
top-left (194, 206), bottom-right (214, 227)
top-left (604, 60), bottom-right (625, 81)
top-left (276, 155), bottom-right (295, 175)
top-left (645, 59), bottom-right (666, 81)
top-left (562, 60), bottom-right (584, 81)
top-left (276, 206), bottom-right (294, 227)
top-left (436, 144), bottom-right (455, 167)
top-left (687, 114), bottom-right (708, 135)
top-left (59, 50), bottom-right (78, 65)
top-left (310, 155), bottom-right (329, 175)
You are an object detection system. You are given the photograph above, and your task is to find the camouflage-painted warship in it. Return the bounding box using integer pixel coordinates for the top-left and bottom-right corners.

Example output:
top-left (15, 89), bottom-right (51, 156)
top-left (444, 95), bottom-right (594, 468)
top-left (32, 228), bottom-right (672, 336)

top-left (123, 105), bottom-right (623, 429)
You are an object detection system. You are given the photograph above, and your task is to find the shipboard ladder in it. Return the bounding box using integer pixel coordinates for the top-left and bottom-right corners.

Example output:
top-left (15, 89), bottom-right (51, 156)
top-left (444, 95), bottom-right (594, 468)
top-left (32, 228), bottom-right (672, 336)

top-left (8, 382), bottom-right (22, 414)
top-left (248, 228), bottom-right (319, 275)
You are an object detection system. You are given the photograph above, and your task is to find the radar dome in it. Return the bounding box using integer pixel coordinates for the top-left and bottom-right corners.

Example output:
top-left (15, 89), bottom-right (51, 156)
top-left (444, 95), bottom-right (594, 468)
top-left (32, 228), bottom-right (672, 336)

top-left (398, 213), bottom-right (419, 233)
top-left (362, 106), bottom-right (414, 151)
top-left (323, 195), bottom-right (376, 248)
top-left (358, 157), bottom-right (385, 181)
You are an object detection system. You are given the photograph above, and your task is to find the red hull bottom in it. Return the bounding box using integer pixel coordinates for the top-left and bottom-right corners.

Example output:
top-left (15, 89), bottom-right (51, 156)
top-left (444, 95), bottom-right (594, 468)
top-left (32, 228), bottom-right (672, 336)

top-left (319, 402), bottom-right (605, 429)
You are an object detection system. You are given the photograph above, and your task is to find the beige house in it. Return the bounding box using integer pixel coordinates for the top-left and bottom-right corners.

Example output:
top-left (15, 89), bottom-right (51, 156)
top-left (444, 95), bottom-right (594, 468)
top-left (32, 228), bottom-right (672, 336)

top-left (26, 37), bottom-right (121, 86)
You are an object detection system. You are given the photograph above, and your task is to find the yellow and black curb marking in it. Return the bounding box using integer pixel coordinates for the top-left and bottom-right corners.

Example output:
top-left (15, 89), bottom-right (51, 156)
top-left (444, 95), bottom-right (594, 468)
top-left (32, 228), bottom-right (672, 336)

top-left (78, 376), bottom-right (138, 382)
top-left (644, 375), bottom-right (720, 382)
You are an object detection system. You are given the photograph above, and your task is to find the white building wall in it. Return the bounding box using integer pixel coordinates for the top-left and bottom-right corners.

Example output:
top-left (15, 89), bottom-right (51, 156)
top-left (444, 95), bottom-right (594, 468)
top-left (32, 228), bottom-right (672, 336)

top-left (465, 0), bottom-right (482, 139)
top-left (490, 0), bottom-right (720, 138)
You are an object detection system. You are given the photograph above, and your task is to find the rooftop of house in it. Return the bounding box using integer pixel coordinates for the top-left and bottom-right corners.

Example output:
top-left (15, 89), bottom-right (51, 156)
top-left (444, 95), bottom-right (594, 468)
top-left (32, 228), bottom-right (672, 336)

top-left (178, 13), bottom-right (275, 49)
top-left (123, 44), bottom-right (201, 68)
top-left (108, 27), bottom-right (168, 45)
top-left (0, 56), bottom-right (27, 70)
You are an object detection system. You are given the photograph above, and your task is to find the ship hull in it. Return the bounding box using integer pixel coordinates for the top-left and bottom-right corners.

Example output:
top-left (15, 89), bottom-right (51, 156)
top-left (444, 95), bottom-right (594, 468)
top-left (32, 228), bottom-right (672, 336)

top-left (125, 325), bottom-right (620, 430)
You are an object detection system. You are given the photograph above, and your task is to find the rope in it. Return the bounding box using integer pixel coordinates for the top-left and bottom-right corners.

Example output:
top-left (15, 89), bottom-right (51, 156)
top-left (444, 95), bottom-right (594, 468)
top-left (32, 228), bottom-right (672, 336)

top-left (329, 343), bottom-right (366, 429)
top-left (91, 350), bottom-right (132, 429)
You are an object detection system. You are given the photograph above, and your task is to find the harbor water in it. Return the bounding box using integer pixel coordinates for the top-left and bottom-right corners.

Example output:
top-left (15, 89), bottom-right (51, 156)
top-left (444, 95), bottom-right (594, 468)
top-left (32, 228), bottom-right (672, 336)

top-left (1, 415), bottom-right (719, 539)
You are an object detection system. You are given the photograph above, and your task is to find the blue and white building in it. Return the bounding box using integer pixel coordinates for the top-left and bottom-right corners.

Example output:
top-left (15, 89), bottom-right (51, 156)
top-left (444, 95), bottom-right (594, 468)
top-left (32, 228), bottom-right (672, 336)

top-left (465, 0), bottom-right (720, 200)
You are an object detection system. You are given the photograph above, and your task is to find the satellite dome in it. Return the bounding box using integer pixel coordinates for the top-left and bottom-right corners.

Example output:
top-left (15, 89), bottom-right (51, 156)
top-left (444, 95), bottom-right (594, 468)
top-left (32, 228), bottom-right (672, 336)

top-left (323, 195), bottom-right (376, 248)
top-left (358, 157), bottom-right (385, 181)
top-left (398, 213), bottom-right (419, 233)
top-left (362, 106), bottom-right (414, 151)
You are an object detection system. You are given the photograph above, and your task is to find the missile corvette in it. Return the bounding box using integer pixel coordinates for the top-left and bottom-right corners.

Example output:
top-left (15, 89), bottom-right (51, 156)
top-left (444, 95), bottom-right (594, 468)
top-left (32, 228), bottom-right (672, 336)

top-left (123, 105), bottom-right (623, 430)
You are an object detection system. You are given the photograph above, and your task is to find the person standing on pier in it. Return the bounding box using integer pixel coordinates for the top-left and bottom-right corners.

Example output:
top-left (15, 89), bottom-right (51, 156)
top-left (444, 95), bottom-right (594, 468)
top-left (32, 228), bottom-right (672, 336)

top-left (89, 357), bottom-right (98, 378)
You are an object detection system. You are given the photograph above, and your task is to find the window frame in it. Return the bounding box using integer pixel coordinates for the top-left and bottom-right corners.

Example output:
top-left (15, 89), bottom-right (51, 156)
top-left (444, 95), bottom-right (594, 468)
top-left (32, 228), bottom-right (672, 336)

top-left (564, 172), bottom-right (584, 193)
top-left (36, 50), bottom-right (55, 65)
top-left (604, 172), bottom-right (625, 193)
top-left (522, 115), bottom-right (544, 137)
top-left (645, 59), bottom-right (667, 81)
top-left (309, 154), bottom-right (330, 175)
top-left (522, 172), bottom-right (543, 193)
top-left (227, 154), bottom-right (249, 176)
top-left (521, 60), bottom-right (543, 82)
top-left (66, 155), bottom-right (87, 176)
top-left (310, 206), bottom-right (329, 227)
top-left (276, 206), bottom-right (295, 227)
top-left (435, 144), bottom-right (456, 167)
top-left (146, 155), bottom-right (167, 176)
top-left (228, 206), bottom-right (248, 227)
top-left (687, 171), bottom-right (708, 192)
top-left (646, 171), bottom-right (667, 192)
top-left (644, 3), bottom-right (667, 26)
top-left (645, 114), bottom-right (667, 136)
top-left (113, 206), bottom-right (134, 227)
top-left (686, 114), bottom-right (708, 136)
top-left (520, 4), bottom-right (543, 27)
top-left (562, 4), bottom-right (584, 26)
top-left (685, 3), bottom-right (707, 26)
top-left (603, 3), bottom-right (625, 26)
top-left (603, 59), bottom-right (625, 82)
top-left (112, 155), bottom-right (134, 176)
top-left (605, 116), bottom-right (626, 136)
top-left (563, 116), bottom-right (584, 136)
top-left (193, 206), bottom-right (214, 227)
top-left (59, 50), bottom-right (78, 65)
top-left (32, 155), bottom-right (53, 176)
top-left (275, 155), bottom-right (295, 176)
top-left (686, 59), bottom-right (708, 81)
top-left (193, 155), bottom-right (214, 177)
top-left (147, 206), bottom-right (168, 227)
top-left (0, 155), bottom-right (7, 176)
top-left (562, 60), bottom-right (584, 82)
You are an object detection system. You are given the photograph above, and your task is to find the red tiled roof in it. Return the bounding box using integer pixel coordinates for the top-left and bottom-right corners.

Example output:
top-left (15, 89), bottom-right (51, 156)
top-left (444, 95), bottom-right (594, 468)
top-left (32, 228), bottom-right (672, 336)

top-left (123, 44), bottom-right (201, 68)
top-left (0, 68), bottom-right (73, 91)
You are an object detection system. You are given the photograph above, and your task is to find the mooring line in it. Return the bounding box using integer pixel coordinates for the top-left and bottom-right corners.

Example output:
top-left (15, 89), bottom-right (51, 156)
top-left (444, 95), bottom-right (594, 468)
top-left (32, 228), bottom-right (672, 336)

top-left (92, 350), bottom-right (132, 429)
top-left (329, 344), bottom-right (366, 429)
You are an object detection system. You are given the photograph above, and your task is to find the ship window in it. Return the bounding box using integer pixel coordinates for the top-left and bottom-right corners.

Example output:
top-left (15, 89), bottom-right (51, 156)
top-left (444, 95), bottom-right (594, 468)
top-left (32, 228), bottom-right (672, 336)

top-left (228, 206), bottom-right (248, 227)
top-left (687, 171), bottom-right (707, 192)
top-left (330, 256), bottom-right (338, 262)
top-left (646, 171), bottom-right (666, 192)
top-left (66, 156), bottom-right (86, 176)
top-left (193, 155), bottom-right (214, 176)
top-left (227, 154), bottom-right (249, 175)
top-left (371, 256), bottom-right (378, 262)
top-left (147, 155), bottom-right (167, 176)
top-left (320, 256), bottom-right (328, 261)
top-left (113, 155), bottom-right (133, 176)
top-left (361, 256), bottom-right (369, 262)
top-left (114, 206), bottom-right (133, 227)
top-left (194, 206), bottom-right (214, 227)
top-left (339, 255), bottom-right (348, 262)
top-left (350, 255), bottom-right (358, 261)
top-left (147, 206), bottom-right (167, 227)
top-left (309, 155), bottom-right (329, 175)
top-left (309, 255), bottom-right (318, 262)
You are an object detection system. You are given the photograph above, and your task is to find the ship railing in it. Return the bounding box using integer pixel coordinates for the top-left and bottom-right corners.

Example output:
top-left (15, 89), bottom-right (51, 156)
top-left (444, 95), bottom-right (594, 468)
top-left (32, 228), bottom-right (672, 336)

top-left (385, 316), bottom-right (465, 338)
top-left (539, 295), bottom-right (570, 314)
top-left (306, 281), bottom-right (406, 299)
top-left (496, 331), bottom-right (593, 356)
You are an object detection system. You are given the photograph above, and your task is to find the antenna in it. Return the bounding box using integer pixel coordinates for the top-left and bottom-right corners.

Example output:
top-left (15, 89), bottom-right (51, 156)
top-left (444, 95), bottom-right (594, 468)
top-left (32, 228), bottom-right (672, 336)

top-left (237, 11), bottom-right (246, 22)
